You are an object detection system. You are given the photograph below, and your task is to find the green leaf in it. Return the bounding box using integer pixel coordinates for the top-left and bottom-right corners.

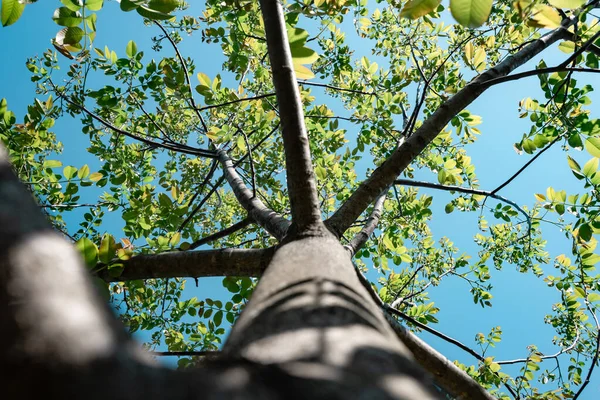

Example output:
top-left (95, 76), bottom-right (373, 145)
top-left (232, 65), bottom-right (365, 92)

top-left (120, 0), bottom-right (142, 12)
top-left (98, 233), bottom-right (116, 264)
top-left (61, 0), bottom-right (82, 12)
top-left (2, 0), bottom-right (25, 27)
top-left (585, 137), bottom-right (600, 158)
top-left (136, 5), bottom-right (174, 20)
top-left (547, 0), bottom-right (585, 9)
top-left (287, 27), bottom-right (309, 47)
top-left (107, 263), bottom-right (124, 278)
top-left (52, 7), bottom-right (82, 27)
top-left (148, 0), bottom-right (179, 13)
top-left (63, 165), bottom-right (78, 179)
top-left (579, 223), bottom-right (593, 241)
top-left (291, 46), bottom-right (319, 65)
top-left (126, 40), bottom-right (137, 58)
top-left (84, 0), bottom-right (103, 11)
top-left (55, 26), bottom-right (85, 46)
top-left (450, 0), bottom-right (493, 28)
top-left (400, 0), bottom-right (441, 19)
top-left (214, 310), bottom-right (223, 326)
top-left (567, 155), bottom-right (581, 172)
top-left (76, 237), bottom-right (98, 267)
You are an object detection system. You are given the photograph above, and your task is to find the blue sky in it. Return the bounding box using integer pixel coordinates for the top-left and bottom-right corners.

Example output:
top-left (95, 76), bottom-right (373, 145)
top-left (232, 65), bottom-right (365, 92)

top-left (0, 1), bottom-right (598, 398)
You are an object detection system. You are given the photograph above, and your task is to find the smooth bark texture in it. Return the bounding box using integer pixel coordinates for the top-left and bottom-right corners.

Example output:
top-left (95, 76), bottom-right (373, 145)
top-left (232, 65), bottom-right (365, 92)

top-left (224, 235), bottom-right (441, 399)
top-left (345, 188), bottom-right (387, 257)
top-left (325, 17), bottom-right (579, 238)
top-left (218, 150), bottom-right (291, 240)
top-left (259, 0), bottom-right (323, 234)
top-left (96, 247), bottom-right (274, 282)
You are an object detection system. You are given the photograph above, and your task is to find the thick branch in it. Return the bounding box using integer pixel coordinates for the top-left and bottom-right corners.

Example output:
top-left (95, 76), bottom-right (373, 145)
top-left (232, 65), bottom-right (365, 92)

top-left (96, 247), bottom-right (273, 282)
top-left (326, 16), bottom-right (579, 237)
top-left (218, 150), bottom-right (290, 241)
top-left (259, 0), bottom-right (323, 234)
top-left (353, 265), bottom-right (498, 400)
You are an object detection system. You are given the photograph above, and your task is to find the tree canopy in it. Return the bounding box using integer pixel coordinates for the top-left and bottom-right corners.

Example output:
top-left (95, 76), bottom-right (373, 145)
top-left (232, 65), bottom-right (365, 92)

top-left (2, 0), bottom-right (600, 399)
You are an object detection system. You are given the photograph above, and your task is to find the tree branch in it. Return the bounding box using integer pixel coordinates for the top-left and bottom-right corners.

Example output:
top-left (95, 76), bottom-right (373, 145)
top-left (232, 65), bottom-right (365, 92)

top-left (352, 265), bottom-right (499, 400)
top-left (345, 188), bottom-right (388, 257)
top-left (154, 21), bottom-right (209, 133)
top-left (326, 14), bottom-right (581, 238)
top-left (53, 83), bottom-right (216, 159)
top-left (195, 93), bottom-right (276, 112)
top-left (259, 0), bottom-right (323, 235)
top-left (188, 217), bottom-right (253, 250)
top-left (394, 179), bottom-right (531, 233)
top-left (218, 150), bottom-right (290, 241)
top-left (96, 247), bottom-right (274, 282)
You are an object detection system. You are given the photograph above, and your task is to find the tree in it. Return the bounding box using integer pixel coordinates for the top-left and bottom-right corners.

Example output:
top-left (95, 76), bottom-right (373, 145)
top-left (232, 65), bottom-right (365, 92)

top-left (2, 0), bottom-right (600, 398)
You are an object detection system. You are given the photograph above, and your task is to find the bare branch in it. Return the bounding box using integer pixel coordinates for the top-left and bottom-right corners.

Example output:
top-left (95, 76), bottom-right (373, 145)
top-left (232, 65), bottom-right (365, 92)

top-left (95, 247), bottom-right (274, 282)
top-left (188, 217), bottom-right (253, 250)
top-left (154, 22), bottom-right (209, 133)
top-left (195, 93), bottom-right (276, 112)
top-left (298, 80), bottom-right (375, 96)
top-left (496, 330), bottom-right (580, 365)
top-left (151, 350), bottom-right (219, 357)
top-left (492, 137), bottom-right (560, 195)
top-left (482, 66), bottom-right (600, 87)
top-left (345, 188), bottom-right (388, 257)
top-left (326, 15), bottom-right (581, 238)
top-left (219, 150), bottom-right (290, 240)
top-left (52, 83), bottom-right (216, 159)
top-left (259, 0), bottom-right (323, 234)
top-left (394, 179), bottom-right (531, 233)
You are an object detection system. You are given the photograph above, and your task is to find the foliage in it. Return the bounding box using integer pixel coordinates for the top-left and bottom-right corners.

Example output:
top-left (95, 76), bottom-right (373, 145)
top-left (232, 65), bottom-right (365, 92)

top-left (2, 0), bottom-right (600, 398)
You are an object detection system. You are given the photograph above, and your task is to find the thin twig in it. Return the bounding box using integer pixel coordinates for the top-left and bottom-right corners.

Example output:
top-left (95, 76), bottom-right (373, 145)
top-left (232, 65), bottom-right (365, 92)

top-left (188, 217), bottom-right (253, 250)
top-left (154, 21), bottom-right (209, 133)
top-left (394, 179), bottom-right (531, 234)
top-left (196, 93), bottom-right (276, 111)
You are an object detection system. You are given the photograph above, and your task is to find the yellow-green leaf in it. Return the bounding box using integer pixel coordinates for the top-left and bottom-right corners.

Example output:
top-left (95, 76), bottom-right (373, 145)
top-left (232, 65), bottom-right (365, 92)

top-left (585, 137), bottom-right (600, 158)
top-left (528, 5), bottom-right (562, 29)
top-left (126, 40), bottom-right (137, 58)
top-left (63, 165), bottom-right (78, 179)
top-left (291, 46), bottom-right (319, 65)
top-left (294, 63), bottom-right (315, 80)
top-left (99, 233), bottom-right (116, 264)
top-left (1, 0), bottom-right (25, 27)
top-left (547, 0), bottom-right (585, 9)
top-left (197, 72), bottom-right (211, 87)
top-left (89, 172), bottom-right (103, 182)
top-left (44, 160), bottom-right (63, 168)
top-left (400, 0), bottom-right (442, 19)
top-left (450, 0), bottom-right (493, 28)
top-left (77, 164), bottom-right (89, 179)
